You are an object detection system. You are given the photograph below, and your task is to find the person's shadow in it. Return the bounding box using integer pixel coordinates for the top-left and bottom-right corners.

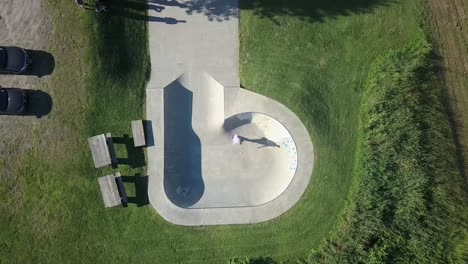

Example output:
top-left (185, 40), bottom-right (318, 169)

top-left (98, 0), bottom-right (187, 24)
top-left (238, 136), bottom-right (281, 148)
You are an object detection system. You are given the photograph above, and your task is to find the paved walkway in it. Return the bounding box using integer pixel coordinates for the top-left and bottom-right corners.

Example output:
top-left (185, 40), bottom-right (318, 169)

top-left (146, 0), bottom-right (314, 225)
top-left (147, 0), bottom-right (239, 89)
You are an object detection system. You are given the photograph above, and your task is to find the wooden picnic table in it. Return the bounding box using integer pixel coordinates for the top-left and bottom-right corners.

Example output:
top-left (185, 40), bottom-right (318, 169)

top-left (88, 133), bottom-right (115, 168)
top-left (98, 174), bottom-right (121, 208)
top-left (97, 172), bottom-right (128, 208)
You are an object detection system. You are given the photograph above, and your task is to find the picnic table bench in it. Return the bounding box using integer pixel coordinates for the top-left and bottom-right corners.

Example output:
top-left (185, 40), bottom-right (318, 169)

top-left (88, 133), bottom-right (117, 168)
top-left (98, 172), bottom-right (128, 208)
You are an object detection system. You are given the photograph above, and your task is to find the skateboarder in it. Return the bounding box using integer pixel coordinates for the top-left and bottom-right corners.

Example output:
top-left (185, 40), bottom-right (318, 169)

top-left (232, 134), bottom-right (241, 144)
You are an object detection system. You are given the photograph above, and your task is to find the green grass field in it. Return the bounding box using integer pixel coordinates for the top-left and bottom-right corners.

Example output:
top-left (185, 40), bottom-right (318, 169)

top-left (2, 0), bottom-right (464, 263)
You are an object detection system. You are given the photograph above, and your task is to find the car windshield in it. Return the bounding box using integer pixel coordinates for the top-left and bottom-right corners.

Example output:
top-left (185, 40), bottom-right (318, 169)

top-left (0, 48), bottom-right (6, 70)
top-left (0, 89), bottom-right (8, 111)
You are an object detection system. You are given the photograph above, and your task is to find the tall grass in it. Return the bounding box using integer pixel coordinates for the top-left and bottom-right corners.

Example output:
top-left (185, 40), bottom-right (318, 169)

top-left (309, 35), bottom-right (467, 263)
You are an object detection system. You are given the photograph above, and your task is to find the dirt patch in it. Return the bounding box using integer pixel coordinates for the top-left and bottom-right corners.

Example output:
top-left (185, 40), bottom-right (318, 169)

top-left (427, 0), bottom-right (468, 182)
top-left (0, 0), bottom-right (52, 175)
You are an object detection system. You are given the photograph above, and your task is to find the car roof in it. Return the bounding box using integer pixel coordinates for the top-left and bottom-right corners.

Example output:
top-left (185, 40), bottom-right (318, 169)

top-left (0, 48), bottom-right (6, 70)
top-left (4, 47), bottom-right (26, 72)
top-left (0, 89), bottom-right (8, 112)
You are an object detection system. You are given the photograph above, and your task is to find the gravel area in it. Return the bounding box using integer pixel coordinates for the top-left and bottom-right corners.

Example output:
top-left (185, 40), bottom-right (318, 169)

top-left (0, 0), bottom-right (52, 174)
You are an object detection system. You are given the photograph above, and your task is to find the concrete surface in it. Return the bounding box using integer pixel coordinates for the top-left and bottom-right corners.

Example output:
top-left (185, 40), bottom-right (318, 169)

top-left (146, 0), bottom-right (314, 225)
top-left (160, 73), bottom-right (298, 208)
top-left (147, 0), bottom-right (239, 89)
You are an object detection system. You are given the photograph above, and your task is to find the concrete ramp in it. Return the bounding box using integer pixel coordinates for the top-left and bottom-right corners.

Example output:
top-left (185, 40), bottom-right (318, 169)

top-left (184, 72), bottom-right (225, 134)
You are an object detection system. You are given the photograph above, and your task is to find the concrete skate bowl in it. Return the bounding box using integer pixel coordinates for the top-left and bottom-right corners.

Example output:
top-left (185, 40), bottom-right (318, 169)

top-left (220, 112), bottom-right (298, 206)
top-left (147, 72), bottom-right (314, 225)
top-left (162, 75), bottom-right (298, 209)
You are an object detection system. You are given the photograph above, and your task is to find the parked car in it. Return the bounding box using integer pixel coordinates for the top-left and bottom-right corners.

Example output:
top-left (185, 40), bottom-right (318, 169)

top-left (0, 46), bottom-right (31, 73)
top-left (0, 88), bottom-right (27, 113)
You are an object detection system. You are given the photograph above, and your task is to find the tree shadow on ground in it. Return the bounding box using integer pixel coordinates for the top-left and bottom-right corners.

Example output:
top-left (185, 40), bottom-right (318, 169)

top-left (240, 0), bottom-right (392, 23)
top-left (95, 0), bottom-right (391, 23)
top-left (91, 0), bottom-right (150, 80)
top-left (170, 0), bottom-right (238, 22)
top-left (128, 0), bottom-right (390, 23)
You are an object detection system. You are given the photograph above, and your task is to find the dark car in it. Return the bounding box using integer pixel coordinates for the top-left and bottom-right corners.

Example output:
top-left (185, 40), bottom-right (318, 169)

top-left (0, 88), bottom-right (27, 113)
top-left (0, 46), bottom-right (31, 73)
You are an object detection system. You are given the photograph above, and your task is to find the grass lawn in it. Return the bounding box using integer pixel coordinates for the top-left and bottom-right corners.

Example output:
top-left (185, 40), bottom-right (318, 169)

top-left (0, 0), bottom-right (433, 263)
